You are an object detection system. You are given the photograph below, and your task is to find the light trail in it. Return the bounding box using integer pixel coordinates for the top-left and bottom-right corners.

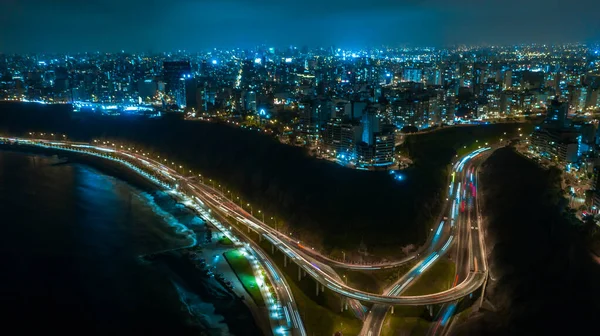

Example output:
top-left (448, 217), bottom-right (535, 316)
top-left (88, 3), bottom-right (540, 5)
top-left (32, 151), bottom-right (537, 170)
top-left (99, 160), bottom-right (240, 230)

top-left (3, 137), bottom-right (489, 307)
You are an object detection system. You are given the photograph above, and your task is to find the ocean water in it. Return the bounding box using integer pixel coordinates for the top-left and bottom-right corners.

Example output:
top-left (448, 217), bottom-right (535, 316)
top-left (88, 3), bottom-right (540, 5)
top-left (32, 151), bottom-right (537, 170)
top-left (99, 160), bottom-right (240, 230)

top-left (0, 150), bottom-right (258, 335)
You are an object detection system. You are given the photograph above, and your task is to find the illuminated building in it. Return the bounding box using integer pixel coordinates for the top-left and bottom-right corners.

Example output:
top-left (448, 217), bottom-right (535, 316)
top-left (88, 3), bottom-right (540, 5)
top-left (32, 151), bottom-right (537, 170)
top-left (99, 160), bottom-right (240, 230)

top-left (356, 125), bottom-right (395, 169)
top-left (244, 91), bottom-right (257, 112)
top-left (531, 127), bottom-right (580, 163)
top-left (544, 99), bottom-right (568, 128)
top-left (322, 118), bottom-right (356, 157)
top-left (299, 99), bottom-right (332, 145)
top-left (361, 108), bottom-right (379, 145)
top-left (162, 60), bottom-right (191, 107)
top-left (402, 68), bottom-right (422, 83)
top-left (137, 79), bottom-right (157, 101)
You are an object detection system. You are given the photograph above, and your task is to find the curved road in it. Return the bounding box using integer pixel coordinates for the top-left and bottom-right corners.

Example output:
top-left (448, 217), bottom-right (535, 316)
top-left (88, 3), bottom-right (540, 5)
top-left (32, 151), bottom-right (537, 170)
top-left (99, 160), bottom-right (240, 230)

top-left (361, 148), bottom-right (492, 335)
top-left (7, 137), bottom-right (489, 306)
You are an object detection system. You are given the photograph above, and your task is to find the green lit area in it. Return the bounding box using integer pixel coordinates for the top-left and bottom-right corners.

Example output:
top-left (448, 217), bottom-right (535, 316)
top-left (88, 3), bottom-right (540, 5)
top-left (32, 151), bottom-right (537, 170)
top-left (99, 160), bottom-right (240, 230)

top-left (219, 236), bottom-right (233, 245)
top-left (223, 249), bottom-right (266, 307)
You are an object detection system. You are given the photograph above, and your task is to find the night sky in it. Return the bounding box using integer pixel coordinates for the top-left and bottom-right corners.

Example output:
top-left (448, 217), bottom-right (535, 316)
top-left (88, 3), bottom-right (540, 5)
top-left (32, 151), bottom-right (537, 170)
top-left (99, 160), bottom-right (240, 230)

top-left (1, 0), bottom-right (599, 52)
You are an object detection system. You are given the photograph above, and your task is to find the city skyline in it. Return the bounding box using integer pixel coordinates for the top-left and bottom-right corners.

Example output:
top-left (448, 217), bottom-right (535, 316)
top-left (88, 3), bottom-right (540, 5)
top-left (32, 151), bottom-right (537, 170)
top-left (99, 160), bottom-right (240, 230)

top-left (2, 1), bottom-right (600, 335)
top-left (3, 43), bottom-right (600, 171)
top-left (1, 0), bottom-right (600, 53)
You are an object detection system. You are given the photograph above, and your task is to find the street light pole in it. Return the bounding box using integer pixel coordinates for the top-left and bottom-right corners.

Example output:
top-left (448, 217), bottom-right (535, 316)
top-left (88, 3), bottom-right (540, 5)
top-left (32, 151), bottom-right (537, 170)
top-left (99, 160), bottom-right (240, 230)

top-left (271, 217), bottom-right (278, 233)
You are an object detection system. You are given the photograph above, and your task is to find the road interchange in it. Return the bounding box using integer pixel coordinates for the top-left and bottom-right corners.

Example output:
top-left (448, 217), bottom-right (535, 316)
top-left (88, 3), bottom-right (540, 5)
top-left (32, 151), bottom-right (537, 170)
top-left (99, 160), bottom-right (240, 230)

top-left (1, 136), bottom-right (492, 334)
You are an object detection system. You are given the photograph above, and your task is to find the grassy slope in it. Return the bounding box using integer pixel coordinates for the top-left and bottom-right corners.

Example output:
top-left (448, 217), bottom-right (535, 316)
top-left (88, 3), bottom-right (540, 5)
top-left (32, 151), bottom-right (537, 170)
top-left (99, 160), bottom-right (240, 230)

top-left (380, 258), bottom-right (456, 336)
top-left (223, 250), bottom-right (265, 307)
top-left (339, 262), bottom-right (416, 294)
top-left (381, 316), bottom-right (430, 336)
top-left (403, 258), bottom-right (455, 296)
top-left (282, 273), bottom-right (362, 336)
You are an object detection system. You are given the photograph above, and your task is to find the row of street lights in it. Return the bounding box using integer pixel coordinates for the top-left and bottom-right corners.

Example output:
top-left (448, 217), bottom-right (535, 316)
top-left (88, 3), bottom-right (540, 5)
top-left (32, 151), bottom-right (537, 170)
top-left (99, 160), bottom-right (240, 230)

top-left (34, 134), bottom-right (284, 240)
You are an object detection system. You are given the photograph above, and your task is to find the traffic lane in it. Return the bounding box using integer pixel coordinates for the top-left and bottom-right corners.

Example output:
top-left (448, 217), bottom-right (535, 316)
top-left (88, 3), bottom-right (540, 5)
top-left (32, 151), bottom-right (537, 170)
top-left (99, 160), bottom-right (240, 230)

top-left (197, 182), bottom-right (418, 270)
top-left (208, 202), bottom-right (305, 336)
top-left (42, 140), bottom-right (487, 305)
top-left (362, 162), bottom-right (476, 335)
top-left (430, 157), bottom-right (488, 336)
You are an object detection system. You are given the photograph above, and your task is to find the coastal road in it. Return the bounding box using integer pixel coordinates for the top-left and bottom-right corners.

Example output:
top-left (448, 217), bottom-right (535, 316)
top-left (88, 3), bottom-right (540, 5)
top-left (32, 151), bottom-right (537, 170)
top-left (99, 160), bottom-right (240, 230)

top-left (8, 137), bottom-right (489, 306)
top-left (1, 137), bottom-right (305, 336)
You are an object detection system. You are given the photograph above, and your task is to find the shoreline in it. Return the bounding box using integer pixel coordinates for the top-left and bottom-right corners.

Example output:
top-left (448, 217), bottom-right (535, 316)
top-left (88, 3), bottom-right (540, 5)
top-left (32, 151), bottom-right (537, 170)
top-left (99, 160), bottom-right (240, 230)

top-left (0, 143), bottom-right (265, 336)
top-left (0, 143), bottom-right (159, 193)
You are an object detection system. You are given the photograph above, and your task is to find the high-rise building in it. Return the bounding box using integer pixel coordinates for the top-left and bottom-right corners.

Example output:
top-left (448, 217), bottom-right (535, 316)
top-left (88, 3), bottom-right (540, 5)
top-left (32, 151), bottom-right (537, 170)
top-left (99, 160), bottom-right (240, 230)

top-left (162, 60), bottom-right (191, 108)
top-left (427, 69), bottom-right (442, 86)
top-left (244, 91), bottom-right (257, 112)
top-left (322, 118), bottom-right (356, 157)
top-left (137, 79), bottom-right (157, 101)
top-left (402, 68), bottom-right (422, 83)
top-left (163, 60), bottom-right (191, 96)
top-left (373, 126), bottom-right (396, 167)
top-left (356, 124), bottom-right (395, 168)
top-left (585, 89), bottom-right (599, 110)
top-left (300, 99), bottom-right (332, 145)
top-left (522, 70), bottom-right (544, 90)
top-left (361, 107), bottom-right (380, 145)
top-left (174, 77), bottom-right (186, 108)
top-left (503, 70), bottom-right (512, 90)
top-left (545, 99), bottom-right (568, 128)
top-left (531, 127), bottom-right (579, 163)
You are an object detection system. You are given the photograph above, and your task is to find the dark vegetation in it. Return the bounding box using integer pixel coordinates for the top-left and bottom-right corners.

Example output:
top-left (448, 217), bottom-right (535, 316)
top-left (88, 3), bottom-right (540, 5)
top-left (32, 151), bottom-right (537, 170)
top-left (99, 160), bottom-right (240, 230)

top-left (455, 147), bottom-right (600, 335)
top-left (0, 102), bottom-right (430, 254)
top-left (0, 102), bottom-right (529, 256)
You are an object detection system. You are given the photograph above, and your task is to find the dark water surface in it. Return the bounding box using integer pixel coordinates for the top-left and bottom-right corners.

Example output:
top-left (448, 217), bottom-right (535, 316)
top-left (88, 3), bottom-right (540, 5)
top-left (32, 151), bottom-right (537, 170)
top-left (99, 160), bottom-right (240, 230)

top-left (0, 150), bottom-right (255, 335)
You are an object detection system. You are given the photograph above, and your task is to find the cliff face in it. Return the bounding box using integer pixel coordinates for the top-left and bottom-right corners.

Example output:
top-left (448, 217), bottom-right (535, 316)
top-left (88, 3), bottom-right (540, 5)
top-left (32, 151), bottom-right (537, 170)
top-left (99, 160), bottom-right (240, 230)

top-left (0, 103), bottom-right (439, 254)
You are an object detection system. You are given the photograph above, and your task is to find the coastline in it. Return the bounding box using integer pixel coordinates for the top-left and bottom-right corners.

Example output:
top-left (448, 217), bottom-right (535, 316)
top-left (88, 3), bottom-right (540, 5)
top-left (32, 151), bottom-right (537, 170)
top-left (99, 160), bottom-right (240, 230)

top-left (0, 143), bottom-right (159, 193)
top-left (0, 143), bottom-right (265, 336)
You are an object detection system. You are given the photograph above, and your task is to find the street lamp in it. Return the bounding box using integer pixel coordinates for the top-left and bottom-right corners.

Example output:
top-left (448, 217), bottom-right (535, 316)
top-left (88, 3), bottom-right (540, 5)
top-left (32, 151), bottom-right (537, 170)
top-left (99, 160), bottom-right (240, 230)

top-left (270, 216), bottom-right (277, 232)
top-left (258, 210), bottom-right (265, 222)
top-left (247, 203), bottom-right (253, 215)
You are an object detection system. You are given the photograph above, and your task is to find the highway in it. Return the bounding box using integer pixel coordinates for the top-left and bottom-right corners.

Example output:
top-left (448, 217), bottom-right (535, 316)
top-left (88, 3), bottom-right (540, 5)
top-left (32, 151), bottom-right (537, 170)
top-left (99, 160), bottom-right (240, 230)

top-left (2, 137), bottom-right (490, 306)
top-left (201, 200), bottom-right (307, 336)
top-left (361, 148), bottom-right (492, 336)
top-left (189, 180), bottom-right (417, 271)
top-left (0, 137), bottom-right (306, 336)
top-left (185, 173), bottom-right (486, 305)
top-left (428, 152), bottom-right (490, 336)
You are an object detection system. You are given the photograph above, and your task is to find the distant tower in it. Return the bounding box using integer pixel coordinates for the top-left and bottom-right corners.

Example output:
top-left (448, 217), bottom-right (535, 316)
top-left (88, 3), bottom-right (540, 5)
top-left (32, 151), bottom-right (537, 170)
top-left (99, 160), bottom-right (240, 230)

top-left (545, 99), bottom-right (568, 128)
top-left (361, 108), bottom-right (380, 145)
top-left (162, 60), bottom-right (191, 107)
